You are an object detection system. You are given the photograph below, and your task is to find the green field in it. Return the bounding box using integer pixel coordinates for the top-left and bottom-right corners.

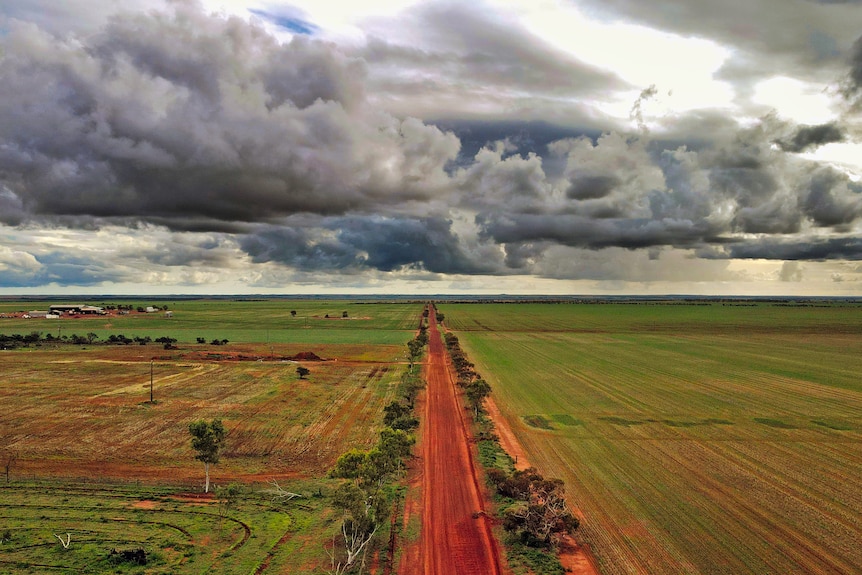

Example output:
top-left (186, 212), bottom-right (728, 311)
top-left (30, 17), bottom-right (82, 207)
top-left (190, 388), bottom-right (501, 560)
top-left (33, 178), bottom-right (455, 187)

top-left (0, 299), bottom-right (424, 574)
top-left (0, 300), bottom-right (421, 345)
top-left (0, 478), bottom-right (340, 575)
top-left (442, 302), bottom-right (862, 575)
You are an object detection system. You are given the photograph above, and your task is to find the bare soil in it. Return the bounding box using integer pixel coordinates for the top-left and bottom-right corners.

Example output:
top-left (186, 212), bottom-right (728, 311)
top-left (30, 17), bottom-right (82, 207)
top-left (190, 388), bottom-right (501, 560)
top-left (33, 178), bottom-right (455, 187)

top-left (398, 310), bottom-right (505, 575)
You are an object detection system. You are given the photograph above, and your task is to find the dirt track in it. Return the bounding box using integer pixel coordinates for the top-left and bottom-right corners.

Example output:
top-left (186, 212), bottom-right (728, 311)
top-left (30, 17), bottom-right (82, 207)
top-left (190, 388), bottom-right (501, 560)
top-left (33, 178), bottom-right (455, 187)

top-left (400, 309), bottom-right (504, 575)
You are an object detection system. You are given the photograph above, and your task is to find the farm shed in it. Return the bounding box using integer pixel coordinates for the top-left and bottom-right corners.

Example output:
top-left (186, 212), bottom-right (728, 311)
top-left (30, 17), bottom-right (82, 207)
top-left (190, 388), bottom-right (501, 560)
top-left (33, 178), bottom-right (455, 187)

top-left (48, 305), bottom-right (105, 315)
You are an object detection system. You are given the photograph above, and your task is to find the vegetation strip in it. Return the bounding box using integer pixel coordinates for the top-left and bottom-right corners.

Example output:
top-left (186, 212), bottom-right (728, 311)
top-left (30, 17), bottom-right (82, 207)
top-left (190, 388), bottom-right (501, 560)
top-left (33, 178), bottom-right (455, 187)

top-left (325, 306), bottom-right (428, 573)
top-left (440, 315), bottom-right (579, 574)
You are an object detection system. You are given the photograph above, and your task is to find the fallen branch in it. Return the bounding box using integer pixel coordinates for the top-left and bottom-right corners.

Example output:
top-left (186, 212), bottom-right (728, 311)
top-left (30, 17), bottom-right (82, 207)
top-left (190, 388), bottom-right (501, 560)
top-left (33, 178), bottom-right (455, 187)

top-left (265, 480), bottom-right (303, 502)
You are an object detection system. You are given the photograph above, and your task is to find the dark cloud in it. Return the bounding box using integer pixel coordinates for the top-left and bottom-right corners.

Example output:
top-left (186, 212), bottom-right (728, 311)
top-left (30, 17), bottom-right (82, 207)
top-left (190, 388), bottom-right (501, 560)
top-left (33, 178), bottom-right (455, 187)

top-left (719, 236), bottom-right (862, 260)
top-left (776, 123), bottom-right (844, 152)
top-left (239, 216), bottom-right (496, 275)
top-left (0, 251), bottom-right (130, 288)
top-left (848, 34), bottom-right (862, 93)
top-left (799, 167), bottom-right (862, 227)
top-left (0, 5), bottom-right (459, 229)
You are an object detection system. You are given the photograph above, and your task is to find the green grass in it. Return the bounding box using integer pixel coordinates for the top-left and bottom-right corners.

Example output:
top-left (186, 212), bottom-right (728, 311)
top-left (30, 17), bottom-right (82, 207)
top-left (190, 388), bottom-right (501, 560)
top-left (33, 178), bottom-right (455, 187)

top-left (0, 478), bottom-right (340, 574)
top-left (442, 302), bottom-right (862, 575)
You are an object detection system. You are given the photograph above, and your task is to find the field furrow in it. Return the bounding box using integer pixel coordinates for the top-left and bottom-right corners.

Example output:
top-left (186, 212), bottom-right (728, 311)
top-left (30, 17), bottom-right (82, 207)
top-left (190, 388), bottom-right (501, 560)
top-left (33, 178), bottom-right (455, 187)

top-left (444, 302), bottom-right (862, 575)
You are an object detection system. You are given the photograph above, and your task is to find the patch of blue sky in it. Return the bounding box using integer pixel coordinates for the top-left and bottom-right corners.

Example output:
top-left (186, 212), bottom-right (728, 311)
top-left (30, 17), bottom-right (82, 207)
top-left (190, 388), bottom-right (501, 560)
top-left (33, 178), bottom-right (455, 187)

top-left (249, 9), bottom-right (317, 35)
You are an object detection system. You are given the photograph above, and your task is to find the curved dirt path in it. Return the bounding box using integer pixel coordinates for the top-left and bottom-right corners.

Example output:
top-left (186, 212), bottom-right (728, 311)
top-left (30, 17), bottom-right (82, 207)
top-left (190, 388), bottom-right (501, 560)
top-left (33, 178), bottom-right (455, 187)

top-left (401, 308), bottom-right (504, 575)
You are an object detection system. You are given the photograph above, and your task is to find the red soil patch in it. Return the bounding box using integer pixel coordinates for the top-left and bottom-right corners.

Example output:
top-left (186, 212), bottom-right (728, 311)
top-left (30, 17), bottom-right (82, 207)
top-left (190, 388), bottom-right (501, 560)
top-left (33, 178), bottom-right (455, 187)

top-left (399, 310), bottom-right (505, 575)
top-left (484, 397), bottom-right (530, 471)
top-left (131, 500), bottom-right (159, 509)
top-left (289, 351), bottom-right (323, 361)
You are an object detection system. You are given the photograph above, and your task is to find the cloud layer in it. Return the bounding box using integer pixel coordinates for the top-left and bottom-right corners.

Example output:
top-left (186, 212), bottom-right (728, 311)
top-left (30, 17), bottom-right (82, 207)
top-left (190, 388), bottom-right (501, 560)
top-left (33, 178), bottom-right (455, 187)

top-left (1, 1), bottom-right (861, 293)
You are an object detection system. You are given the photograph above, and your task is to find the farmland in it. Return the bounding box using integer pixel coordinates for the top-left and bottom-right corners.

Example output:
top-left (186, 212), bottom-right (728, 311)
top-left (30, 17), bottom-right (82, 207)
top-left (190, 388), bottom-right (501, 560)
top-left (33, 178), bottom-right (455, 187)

top-left (442, 302), bottom-right (862, 575)
top-left (0, 299), bottom-right (423, 573)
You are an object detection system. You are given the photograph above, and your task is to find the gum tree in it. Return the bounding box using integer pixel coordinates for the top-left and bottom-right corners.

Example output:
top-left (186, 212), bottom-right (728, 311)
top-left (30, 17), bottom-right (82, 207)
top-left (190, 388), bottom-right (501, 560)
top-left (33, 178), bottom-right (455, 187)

top-left (188, 419), bottom-right (225, 493)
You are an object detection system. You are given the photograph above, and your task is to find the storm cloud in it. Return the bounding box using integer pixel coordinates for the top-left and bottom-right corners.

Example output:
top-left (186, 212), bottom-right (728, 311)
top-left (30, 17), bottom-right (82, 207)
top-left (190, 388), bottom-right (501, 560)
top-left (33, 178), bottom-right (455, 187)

top-left (0, 5), bottom-right (459, 229)
top-left (1, 1), bottom-right (862, 293)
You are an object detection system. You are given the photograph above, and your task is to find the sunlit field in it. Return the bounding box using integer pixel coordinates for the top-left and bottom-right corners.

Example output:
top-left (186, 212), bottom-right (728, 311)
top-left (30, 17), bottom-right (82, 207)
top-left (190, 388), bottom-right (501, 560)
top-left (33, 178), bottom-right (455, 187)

top-left (442, 302), bottom-right (862, 575)
top-left (0, 299), bottom-right (424, 574)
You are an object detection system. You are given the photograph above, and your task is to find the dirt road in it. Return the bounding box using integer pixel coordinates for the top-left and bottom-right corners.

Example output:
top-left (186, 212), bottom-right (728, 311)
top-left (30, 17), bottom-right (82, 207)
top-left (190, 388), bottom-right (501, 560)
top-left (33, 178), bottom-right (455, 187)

top-left (401, 308), bottom-right (504, 575)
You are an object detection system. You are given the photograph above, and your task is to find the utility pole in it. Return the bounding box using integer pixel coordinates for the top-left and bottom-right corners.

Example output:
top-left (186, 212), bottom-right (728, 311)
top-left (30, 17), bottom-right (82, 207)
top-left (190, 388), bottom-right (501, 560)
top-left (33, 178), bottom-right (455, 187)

top-left (150, 359), bottom-right (154, 403)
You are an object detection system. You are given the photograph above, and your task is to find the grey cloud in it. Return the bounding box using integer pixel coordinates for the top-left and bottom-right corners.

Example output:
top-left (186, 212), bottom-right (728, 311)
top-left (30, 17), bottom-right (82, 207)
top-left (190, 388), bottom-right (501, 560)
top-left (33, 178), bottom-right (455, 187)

top-left (848, 34), bottom-right (862, 93)
top-left (776, 123), bottom-right (844, 152)
top-left (566, 174), bottom-right (621, 200)
top-left (478, 212), bottom-right (725, 251)
top-left (779, 261), bottom-right (804, 281)
top-left (582, 0), bottom-right (860, 80)
top-left (799, 166), bottom-right (862, 227)
top-left (0, 5), bottom-right (459, 229)
top-left (239, 216), bottom-right (497, 275)
top-left (719, 236), bottom-right (862, 260)
top-left (473, 118), bottom-right (862, 259)
top-left (358, 1), bottom-right (627, 115)
top-left (0, 251), bottom-right (129, 288)
top-left (455, 144), bottom-right (553, 214)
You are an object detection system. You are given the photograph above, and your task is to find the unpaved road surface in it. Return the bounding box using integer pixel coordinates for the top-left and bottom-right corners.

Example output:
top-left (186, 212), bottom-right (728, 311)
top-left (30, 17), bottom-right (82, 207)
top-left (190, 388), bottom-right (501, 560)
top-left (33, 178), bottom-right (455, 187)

top-left (401, 308), bottom-right (504, 575)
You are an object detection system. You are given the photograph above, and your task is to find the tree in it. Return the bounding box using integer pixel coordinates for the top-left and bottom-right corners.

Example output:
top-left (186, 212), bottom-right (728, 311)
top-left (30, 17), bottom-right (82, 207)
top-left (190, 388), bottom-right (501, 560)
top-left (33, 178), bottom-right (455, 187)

top-left (188, 419), bottom-right (225, 493)
top-left (497, 467), bottom-right (579, 548)
top-left (2, 449), bottom-right (17, 484)
top-left (383, 401), bottom-right (418, 431)
top-left (216, 482), bottom-right (242, 520)
top-left (328, 482), bottom-right (385, 574)
top-left (290, 310), bottom-right (297, 317)
top-left (297, 366), bottom-right (310, 379)
top-left (407, 339), bottom-right (423, 367)
top-left (465, 378), bottom-right (492, 417)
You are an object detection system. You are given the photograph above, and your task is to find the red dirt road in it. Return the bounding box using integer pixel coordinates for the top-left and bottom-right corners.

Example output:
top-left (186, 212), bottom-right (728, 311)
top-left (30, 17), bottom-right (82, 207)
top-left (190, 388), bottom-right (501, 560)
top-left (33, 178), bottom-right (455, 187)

top-left (402, 309), bottom-right (504, 575)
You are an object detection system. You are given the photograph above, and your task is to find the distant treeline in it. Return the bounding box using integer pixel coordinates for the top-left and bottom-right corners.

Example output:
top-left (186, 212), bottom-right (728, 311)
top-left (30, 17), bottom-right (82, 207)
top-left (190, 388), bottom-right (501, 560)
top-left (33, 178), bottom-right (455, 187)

top-left (0, 332), bottom-right (177, 349)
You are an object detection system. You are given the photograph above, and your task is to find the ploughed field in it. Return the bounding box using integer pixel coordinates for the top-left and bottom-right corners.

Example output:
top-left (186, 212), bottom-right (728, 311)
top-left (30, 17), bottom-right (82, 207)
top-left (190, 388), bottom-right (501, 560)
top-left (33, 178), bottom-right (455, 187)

top-left (443, 302), bottom-right (862, 575)
top-left (0, 299), bottom-right (422, 573)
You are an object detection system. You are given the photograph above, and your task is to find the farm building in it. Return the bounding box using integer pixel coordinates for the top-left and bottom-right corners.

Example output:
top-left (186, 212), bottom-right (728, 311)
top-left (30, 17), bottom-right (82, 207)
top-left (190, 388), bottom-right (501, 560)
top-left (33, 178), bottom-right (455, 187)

top-left (48, 305), bottom-right (106, 315)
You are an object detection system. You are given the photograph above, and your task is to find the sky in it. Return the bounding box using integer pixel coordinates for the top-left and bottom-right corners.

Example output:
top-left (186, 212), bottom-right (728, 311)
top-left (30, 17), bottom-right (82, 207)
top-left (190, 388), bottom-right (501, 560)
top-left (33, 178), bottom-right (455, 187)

top-left (1, 0), bottom-right (862, 296)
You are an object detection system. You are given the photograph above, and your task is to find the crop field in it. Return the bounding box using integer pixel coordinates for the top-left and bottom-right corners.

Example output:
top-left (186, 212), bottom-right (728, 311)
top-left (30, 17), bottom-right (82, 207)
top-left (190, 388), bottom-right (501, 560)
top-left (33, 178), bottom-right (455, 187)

top-left (0, 299), bottom-right (421, 345)
top-left (442, 302), bottom-right (862, 575)
top-left (0, 299), bottom-right (423, 573)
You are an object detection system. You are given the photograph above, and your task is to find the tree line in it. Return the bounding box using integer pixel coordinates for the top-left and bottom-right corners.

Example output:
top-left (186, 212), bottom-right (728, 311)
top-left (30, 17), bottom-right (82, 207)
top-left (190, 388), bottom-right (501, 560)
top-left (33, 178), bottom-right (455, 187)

top-left (441, 318), bottom-right (578, 551)
top-left (0, 331), bottom-right (180, 349)
top-left (325, 309), bottom-right (428, 573)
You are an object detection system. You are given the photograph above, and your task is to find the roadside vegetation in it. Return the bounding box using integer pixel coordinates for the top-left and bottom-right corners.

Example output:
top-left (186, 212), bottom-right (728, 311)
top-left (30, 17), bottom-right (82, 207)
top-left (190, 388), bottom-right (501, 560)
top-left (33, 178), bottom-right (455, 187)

top-left (327, 310), bottom-right (427, 573)
top-left (441, 319), bottom-right (576, 574)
